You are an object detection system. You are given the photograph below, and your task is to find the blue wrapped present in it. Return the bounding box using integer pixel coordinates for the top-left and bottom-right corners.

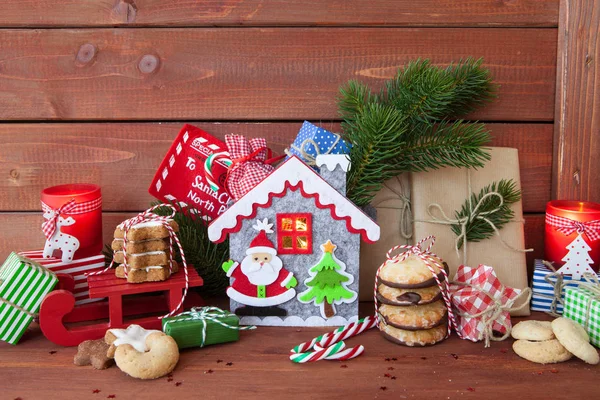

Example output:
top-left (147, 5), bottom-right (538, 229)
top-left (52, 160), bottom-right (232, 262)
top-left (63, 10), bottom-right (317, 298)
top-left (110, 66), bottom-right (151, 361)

top-left (531, 259), bottom-right (600, 314)
top-left (286, 121), bottom-right (350, 169)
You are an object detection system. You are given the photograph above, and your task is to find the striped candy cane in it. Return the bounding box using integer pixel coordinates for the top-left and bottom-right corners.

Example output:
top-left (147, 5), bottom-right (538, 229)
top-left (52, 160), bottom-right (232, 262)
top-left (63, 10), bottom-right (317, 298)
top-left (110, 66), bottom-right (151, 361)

top-left (374, 236), bottom-right (461, 339)
top-left (204, 151), bottom-right (232, 192)
top-left (289, 317), bottom-right (376, 363)
top-left (290, 340), bottom-right (365, 363)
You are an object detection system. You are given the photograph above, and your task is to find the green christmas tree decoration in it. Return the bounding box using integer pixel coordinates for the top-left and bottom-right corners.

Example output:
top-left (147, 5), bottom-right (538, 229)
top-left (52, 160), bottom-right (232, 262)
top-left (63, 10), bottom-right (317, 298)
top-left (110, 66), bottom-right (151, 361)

top-left (338, 58), bottom-right (496, 207)
top-left (298, 240), bottom-right (357, 319)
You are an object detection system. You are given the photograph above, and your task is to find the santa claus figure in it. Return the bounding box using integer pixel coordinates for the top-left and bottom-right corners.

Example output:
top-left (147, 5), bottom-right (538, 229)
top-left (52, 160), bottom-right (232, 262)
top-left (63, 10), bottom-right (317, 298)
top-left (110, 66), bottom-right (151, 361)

top-left (222, 219), bottom-right (297, 316)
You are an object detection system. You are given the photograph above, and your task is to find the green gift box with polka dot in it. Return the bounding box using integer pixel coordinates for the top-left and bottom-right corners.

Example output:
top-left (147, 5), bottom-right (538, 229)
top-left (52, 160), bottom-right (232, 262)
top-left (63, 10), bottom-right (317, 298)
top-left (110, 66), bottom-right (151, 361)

top-left (564, 287), bottom-right (600, 348)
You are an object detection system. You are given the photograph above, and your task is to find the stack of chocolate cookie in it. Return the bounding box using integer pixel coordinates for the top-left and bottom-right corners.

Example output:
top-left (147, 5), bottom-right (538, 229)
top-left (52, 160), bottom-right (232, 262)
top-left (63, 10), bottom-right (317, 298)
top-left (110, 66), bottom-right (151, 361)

top-left (112, 220), bottom-right (180, 283)
top-left (376, 254), bottom-right (449, 346)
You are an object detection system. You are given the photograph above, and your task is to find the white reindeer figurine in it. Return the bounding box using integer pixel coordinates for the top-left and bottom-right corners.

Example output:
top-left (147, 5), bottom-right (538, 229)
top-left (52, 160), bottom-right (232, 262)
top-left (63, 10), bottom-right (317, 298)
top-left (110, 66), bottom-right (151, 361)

top-left (43, 215), bottom-right (80, 263)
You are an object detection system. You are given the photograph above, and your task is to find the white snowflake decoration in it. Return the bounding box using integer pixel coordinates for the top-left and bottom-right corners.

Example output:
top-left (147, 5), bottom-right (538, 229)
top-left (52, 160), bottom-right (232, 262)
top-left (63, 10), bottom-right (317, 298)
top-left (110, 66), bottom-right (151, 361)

top-left (252, 218), bottom-right (274, 233)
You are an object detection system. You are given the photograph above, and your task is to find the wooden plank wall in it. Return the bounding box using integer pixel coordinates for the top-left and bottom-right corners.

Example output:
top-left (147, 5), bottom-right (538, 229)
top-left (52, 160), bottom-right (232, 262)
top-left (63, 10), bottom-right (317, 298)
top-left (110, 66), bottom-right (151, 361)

top-left (0, 0), bottom-right (562, 277)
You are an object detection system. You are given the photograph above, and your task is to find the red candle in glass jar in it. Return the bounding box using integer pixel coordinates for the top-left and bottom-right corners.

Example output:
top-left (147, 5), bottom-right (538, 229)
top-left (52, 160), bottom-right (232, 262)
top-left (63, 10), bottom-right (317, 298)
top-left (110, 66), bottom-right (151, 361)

top-left (545, 200), bottom-right (600, 273)
top-left (41, 184), bottom-right (103, 262)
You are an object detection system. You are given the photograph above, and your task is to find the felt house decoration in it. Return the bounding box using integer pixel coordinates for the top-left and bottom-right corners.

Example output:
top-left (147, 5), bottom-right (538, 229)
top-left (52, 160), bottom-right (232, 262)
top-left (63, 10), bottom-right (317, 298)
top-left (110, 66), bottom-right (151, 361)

top-left (208, 155), bottom-right (380, 326)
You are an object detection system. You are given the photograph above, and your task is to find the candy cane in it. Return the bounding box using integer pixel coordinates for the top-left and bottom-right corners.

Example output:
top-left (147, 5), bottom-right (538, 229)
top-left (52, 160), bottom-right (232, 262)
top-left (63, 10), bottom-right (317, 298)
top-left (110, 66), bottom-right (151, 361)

top-left (290, 340), bottom-right (365, 363)
top-left (204, 151), bottom-right (232, 192)
top-left (289, 317), bottom-right (376, 363)
top-left (318, 316), bottom-right (377, 348)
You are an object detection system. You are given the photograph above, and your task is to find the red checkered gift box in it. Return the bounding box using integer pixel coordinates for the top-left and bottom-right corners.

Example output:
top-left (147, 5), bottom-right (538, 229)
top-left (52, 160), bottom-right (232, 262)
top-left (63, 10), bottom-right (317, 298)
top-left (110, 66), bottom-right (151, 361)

top-left (18, 250), bottom-right (106, 305)
top-left (450, 264), bottom-right (522, 343)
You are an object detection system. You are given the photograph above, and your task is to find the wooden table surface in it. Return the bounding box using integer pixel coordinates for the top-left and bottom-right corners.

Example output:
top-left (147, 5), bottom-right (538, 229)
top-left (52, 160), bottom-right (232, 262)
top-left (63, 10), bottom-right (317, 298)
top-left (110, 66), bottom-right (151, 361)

top-left (0, 311), bottom-right (597, 400)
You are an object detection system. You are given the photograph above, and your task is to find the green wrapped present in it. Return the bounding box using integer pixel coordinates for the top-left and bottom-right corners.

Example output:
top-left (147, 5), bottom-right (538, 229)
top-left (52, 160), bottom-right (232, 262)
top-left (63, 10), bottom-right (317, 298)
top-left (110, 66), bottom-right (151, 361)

top-left (0, 252), bottom-right (58, 345)
top-left (162, 306), bottom-right (255, 349)
top-left (563, 277), bottom-right (600, 347)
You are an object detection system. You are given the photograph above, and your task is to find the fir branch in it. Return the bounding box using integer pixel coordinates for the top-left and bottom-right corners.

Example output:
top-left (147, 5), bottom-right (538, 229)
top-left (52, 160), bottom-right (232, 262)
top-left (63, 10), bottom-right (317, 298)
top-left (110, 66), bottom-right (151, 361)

top-left (338, 58), bottom-right (496, 207)
top-left (338, 80), bottom-right (376, 123)
top-left (451, 179), bottom-right (521, 249)
top-left (384, 58), bottom-right (495, 125)
top-left (344, 102), bottom-right (409, 206)
top-left (394, 120), bottom-right (491, 173)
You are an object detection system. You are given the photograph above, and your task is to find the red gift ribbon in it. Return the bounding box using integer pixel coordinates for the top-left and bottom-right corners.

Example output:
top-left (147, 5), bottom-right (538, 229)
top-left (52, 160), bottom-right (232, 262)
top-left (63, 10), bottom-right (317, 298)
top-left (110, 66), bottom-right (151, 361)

top-left (41, 198), bottom-right (102, 240)
top-left (373, 236), bottom-right (462, 339)
top-left (546, 213), bottom-right (600, 241)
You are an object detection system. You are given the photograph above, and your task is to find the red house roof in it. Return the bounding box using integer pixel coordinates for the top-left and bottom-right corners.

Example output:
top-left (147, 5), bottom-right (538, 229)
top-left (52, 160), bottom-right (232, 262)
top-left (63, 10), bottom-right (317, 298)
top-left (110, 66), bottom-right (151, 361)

top-left (208, 156), bottom-right (380, 243)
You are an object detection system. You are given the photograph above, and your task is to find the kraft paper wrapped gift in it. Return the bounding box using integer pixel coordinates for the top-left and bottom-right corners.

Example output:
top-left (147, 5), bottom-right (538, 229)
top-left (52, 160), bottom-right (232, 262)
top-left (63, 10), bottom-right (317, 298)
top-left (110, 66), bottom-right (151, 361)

top-left (0, 252), bottom-right (58, 344)
top-left (359, 174), bottom-right (412, 300)
top-left (411, 147), bottom-right (530, 316)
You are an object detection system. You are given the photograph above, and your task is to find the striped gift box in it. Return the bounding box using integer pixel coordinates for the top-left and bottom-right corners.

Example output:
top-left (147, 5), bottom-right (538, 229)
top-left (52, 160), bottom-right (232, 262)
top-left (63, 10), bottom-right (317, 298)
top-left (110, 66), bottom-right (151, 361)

top-left (531, 259), bottom-right (600, 314)
top-left (19, 250), bottom-right (106, 305)
top-left (0, 252), bottom-right (58, 345)
top-left (564, 287), bottom-right (600, 347)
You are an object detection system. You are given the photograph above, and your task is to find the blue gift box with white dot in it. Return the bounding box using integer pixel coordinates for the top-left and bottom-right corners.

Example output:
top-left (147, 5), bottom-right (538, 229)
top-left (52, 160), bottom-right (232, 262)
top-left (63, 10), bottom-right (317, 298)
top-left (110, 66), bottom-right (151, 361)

top-left (286, 121), bottom-right (351, 170)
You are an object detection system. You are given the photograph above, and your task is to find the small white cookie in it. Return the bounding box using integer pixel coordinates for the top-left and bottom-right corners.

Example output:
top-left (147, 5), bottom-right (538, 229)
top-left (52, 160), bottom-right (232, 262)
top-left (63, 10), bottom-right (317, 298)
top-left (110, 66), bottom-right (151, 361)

top-left (552, 317), bottom-right (600, 365)
top-left (511, 320), bottom-right (555, 341)
top-left (512, 339), bottom-right (573, 364)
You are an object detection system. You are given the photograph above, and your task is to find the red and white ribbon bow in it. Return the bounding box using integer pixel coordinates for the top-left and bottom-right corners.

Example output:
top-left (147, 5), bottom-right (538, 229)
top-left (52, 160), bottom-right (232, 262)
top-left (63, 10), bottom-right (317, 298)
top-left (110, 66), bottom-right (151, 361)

top-left (205, 135), bottom-right (282, 201)
top-left (87, 204), bottom-right (188, 319)
top-left (546, 214), bottom-right (600, 241)
top-left (374, 236), bottom-right (462, 339)
top-left (41, 198), bottom-right (102, 239)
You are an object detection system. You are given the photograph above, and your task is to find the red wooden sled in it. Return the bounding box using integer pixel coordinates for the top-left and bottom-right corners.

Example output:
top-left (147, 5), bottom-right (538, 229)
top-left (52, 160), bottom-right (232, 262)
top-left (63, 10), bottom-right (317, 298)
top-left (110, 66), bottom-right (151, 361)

top-left (39, 267), bottom-right (204, 347)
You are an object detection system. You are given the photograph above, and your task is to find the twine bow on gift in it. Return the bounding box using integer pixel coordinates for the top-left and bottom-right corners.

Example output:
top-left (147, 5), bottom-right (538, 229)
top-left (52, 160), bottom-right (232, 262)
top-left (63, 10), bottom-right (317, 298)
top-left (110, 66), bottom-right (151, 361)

top-left (204, 135), bottom-right (283, 201)
top-left (284, 132), bottom-right (343, 167)
top-left (416, 171), bottom-right (532, 265)
top-left (546, 214), bottom-right (600, 241)
top-left (373, 236), bottom-right (460, 339)
top-left (536, 260), bottom-right (567, 317)
top-left (371, 175), bottom-right (413, 241)
top-left (87, 204), bottom-right (187, 319)
top-left (163, 306), bottom-right (256, 347)
top-left (41, 197), bottom-right (102, 239)
top-left (451, 280), bottom-right (531, 348)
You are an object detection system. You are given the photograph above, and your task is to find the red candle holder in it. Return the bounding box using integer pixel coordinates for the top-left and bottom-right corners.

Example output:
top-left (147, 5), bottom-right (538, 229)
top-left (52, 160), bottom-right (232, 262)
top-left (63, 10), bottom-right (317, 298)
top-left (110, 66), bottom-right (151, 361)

top-left (41, 184), bottom-right (103, 262)
top-left (545, 200), bottom-right (600, 275)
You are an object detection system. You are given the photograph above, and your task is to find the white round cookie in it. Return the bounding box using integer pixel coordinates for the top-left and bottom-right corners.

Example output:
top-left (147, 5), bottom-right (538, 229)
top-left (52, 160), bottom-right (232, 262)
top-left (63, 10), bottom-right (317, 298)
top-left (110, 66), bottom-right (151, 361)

top-left (552, 317), bottom-right (599, 365)
top-left (512, 339), bottom-right (573, 364)
top-left (511, 320), bottom-right (555, 341)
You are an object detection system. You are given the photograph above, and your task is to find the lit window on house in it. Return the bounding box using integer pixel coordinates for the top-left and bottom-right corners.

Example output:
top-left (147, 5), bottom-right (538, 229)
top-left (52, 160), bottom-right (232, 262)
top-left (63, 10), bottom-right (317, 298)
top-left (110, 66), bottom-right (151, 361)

top-left (277, 213), bottom-right (312, 254)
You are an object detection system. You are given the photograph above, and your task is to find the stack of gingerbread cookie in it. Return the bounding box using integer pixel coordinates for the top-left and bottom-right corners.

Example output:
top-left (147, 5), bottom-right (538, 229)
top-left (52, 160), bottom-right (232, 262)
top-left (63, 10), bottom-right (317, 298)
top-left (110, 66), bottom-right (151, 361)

top-left (376, 254), bottom-right (449, 346)
top-left (112, 219), bottom-right (180, 283)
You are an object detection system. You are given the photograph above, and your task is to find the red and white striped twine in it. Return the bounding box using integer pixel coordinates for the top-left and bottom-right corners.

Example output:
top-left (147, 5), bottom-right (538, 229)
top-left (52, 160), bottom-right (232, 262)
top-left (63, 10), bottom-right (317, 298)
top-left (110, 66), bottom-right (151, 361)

top-left (86, 204), bottom-right (189, 319)
top-left (373, 235), bottom-right (462, 339)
